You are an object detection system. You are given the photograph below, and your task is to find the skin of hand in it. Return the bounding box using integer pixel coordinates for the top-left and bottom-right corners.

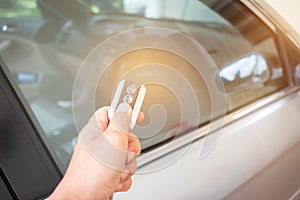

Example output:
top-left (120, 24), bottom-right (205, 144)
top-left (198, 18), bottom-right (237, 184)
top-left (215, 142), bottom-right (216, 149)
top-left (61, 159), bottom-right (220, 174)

top-left (48, 103), bottom-right (144, 200)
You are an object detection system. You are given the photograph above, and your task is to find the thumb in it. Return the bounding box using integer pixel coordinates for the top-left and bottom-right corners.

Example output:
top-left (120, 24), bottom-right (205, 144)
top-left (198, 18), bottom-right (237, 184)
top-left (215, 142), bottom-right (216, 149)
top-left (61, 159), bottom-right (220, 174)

top-left (78, 103), bottom-right (133, 171)
top-left (104, 102), bottom-right (132, 150)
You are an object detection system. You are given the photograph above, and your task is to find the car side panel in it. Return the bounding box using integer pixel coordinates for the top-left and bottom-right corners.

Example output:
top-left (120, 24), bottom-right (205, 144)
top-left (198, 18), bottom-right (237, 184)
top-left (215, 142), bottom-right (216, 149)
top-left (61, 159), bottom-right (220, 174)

top-left (115, 91), bottom-right (300, 200)
top-left (225, 141), bottom-right (300, 199)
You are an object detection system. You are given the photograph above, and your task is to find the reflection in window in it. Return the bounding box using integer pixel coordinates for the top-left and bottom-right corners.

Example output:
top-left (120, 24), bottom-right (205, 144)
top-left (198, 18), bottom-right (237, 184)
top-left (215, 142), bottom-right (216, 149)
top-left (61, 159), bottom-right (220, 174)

top-left (220, 54), bottom-right (268, 82)
top-left (0, 0), bottom-right (41, 18)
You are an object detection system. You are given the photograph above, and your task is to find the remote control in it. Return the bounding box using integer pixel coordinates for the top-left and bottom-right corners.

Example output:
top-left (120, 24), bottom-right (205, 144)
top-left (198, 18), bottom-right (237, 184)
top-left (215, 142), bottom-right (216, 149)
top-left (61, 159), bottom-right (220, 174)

top-left (108, 80), bottom-right (146, 130)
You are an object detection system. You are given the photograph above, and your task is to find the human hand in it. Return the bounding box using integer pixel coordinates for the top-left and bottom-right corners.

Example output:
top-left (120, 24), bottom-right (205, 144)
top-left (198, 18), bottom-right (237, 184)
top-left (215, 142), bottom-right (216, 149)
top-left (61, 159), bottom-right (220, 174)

top-left (48, 103), bottom-right (144, 200)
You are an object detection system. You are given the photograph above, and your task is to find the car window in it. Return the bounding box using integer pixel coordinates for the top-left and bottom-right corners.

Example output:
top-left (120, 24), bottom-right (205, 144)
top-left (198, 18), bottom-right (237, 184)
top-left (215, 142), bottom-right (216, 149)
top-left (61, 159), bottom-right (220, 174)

top-left (0, 0), bottom-right (41, 18)
top-left (0, 0), bottom-right (287, 172)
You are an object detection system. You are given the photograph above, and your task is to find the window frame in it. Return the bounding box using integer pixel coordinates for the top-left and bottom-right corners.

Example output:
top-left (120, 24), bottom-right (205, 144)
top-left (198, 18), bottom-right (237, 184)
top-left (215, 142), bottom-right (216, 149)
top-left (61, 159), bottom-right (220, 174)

top-left (0, 56), bottom-right (61, 199)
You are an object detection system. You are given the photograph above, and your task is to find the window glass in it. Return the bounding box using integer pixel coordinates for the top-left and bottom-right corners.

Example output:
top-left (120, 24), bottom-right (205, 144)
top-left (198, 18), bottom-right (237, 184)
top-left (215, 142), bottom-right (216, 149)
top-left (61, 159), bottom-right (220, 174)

top-left (0, 0), bottom-right (41, 18)
top-left (0, 0), bottom-right (287, 172)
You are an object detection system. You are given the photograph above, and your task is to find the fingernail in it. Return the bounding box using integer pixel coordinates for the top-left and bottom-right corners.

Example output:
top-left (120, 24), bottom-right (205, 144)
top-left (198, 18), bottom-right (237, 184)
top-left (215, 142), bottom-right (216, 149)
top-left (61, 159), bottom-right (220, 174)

top-left (127, 152), bottom-right (137, 164)
top-left (117, 183), bottom-right (123, 191)
top-left (116, 102), bottom-right (131, 113)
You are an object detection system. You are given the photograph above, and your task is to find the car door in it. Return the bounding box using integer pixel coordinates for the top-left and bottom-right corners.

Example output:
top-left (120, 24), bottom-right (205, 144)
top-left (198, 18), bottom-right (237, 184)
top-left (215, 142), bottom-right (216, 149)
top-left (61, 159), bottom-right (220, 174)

top-left (0, 0), bottom-right (300, 199)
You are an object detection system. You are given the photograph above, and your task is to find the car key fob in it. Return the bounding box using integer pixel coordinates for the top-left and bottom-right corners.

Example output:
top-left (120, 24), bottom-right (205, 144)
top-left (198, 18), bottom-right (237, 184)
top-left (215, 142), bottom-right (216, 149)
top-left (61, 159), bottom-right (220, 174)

top-left (108, 80), bottom-right (146, 130)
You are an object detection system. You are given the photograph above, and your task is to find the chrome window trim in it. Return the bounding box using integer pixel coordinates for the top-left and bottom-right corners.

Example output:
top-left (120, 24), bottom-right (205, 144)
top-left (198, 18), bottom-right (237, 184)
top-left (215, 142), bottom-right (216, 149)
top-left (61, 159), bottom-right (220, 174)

top-left (137, 85), bottom-right (300, 167)
top-left (289, 187), bottom-right (300, 200)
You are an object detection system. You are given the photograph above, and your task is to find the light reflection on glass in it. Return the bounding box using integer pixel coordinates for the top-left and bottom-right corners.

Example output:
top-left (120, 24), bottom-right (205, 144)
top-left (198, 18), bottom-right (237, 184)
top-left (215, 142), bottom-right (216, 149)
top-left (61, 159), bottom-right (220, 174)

top-left (219, 53), bottom-right (268, 82)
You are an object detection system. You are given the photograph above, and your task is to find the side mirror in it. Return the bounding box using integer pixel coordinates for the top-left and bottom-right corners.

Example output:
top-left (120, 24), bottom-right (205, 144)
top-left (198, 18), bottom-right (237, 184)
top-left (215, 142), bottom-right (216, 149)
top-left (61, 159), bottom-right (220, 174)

top-left (216, 53), bottom-right (270, 94)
